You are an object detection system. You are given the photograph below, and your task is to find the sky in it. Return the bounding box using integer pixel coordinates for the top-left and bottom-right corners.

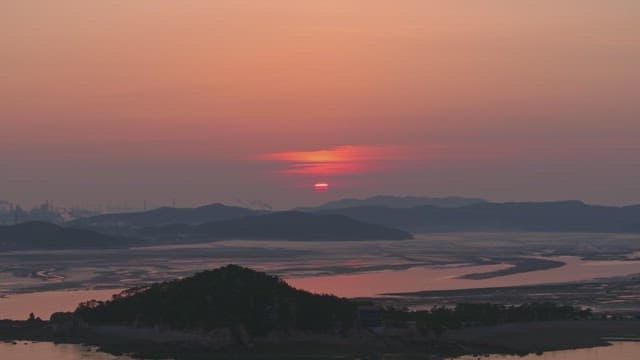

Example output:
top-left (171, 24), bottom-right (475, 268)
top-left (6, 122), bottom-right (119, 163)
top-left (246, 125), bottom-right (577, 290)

top-left (1, 1), bottom-right (639, 209)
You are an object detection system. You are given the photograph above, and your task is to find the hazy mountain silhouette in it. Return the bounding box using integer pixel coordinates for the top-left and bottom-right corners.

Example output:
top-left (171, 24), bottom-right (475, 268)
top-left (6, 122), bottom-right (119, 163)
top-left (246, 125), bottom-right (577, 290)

top-left (297, 195), bottom-right (486, 211)
top-left (145, 211), bottom-right (413, 241)
top-left (1, 211), bottom-right (410, 251)
top-left (316, 201), bottom-right (640, 233)
top-left (0, 222), bottom-right (127, 251)
top-left (69, 203), bottom-right (265, 230)
top-left (10, 200), bottom-right (638, 252)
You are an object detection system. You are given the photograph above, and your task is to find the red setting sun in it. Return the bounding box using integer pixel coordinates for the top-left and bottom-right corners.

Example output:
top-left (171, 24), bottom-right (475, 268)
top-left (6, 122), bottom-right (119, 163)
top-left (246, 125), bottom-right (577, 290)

top-left (314, 182), bottom-right (329, 192)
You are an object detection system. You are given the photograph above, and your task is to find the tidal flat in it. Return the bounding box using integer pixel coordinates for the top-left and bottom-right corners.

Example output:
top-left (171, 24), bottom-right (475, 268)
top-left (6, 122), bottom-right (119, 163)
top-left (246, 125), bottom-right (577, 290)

top-left (2, 232), bottom-right (640, 319)
top-left (2, 232), bottom-right (640, 360)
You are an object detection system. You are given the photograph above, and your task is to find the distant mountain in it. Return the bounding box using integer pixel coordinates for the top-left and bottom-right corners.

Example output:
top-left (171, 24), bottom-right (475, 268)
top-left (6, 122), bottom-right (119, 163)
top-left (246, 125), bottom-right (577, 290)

top-left (0, 211), bottom-right (410, 252)
top-left (146, 211), bottom-right (413, 241)
top-left (0, 222), bottom-right (127, 251)
top-left (316, 201), bottom-right (640, 233)
top-left (298, 195), bottom-right (486, 211)
top-left (73, 265), bottom-right (355, 335)
top-left (68, 203), bottom-right (265, 230)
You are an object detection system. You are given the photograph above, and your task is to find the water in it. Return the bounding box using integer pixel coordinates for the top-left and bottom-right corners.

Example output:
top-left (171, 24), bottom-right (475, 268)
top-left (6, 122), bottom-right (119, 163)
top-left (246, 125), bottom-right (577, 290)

top-left (3, 255), bottom-right (640, 319)
top-left (0, 262), bottom-right (507, 319)
top-left (3, 234), bottom-right (640, 358)
top-left (5, 233), bottom-right (640, 295)
top-left (3, 233), bottom-right (640, 296)
top-left (2, 234), bottom-right (640, 321)
top-left (0, 289), bottom-right (122, 321)
top-left (1, 341), bottom-right (639, 360)
top-left (289, 256), bottom-right (640, 297)
top-left (0, 342), bottom-right (134, 360)
top-left (451, 341), bottom-right (640, 360)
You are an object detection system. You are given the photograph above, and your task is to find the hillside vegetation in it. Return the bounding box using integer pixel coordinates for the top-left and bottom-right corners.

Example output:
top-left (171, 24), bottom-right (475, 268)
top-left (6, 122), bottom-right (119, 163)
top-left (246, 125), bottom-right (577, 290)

top-left (74, 265), bottom-right (356, 335)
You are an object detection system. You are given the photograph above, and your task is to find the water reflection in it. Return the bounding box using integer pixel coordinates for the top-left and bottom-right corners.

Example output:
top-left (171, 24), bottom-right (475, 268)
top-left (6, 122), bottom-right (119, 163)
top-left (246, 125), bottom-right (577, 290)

top-left (1, 340), bottom-right (639, 359)
top-left (452, 342), bottom-right (640, 360)
top-left (287, 256), bottom-right (640, 297)
top-left (3, 254), bottom-right (640, 320)
top-left (0, 289), bottom-right (121, 320)
top-left (0, 342), bottom-right (134, 360)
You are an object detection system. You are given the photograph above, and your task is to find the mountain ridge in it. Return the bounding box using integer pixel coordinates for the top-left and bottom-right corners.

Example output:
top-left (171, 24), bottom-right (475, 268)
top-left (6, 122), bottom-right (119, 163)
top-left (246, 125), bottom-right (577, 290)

top-left (68, 203), bottom-right (266, 229)
top-left (315, 200), bottom-right (640, 233)
top-left (0, 221), bottom-right (129, 251)
top-left (145, 211), bottom-right (414, 241)
top-left (296, 195), bottom-right (487, 211)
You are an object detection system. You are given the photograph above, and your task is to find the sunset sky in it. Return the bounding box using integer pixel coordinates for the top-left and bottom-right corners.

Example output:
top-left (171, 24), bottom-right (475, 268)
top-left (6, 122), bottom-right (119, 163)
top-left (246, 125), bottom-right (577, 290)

top-left (2, 1), bottom-right (639, 209)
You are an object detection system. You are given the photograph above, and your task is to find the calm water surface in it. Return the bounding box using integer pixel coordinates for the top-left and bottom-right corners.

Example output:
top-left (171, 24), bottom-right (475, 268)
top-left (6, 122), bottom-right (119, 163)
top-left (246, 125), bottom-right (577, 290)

top-left (452, 342), bottom-right (640, 360)
top-left (1, 341), bottom-right (639, 359)
top-left (3, 256), bottom-right (640, 319)
top-left (0, 289), bottom-right (121, 320)
top-left (288, 256), bottom-right (640, 297)
top-left (0, 342), bottom-right (134, 360)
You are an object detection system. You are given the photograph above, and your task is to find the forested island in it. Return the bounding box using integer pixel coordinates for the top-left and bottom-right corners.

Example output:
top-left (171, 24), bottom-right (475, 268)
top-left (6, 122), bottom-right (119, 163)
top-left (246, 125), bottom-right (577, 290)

top-left (72, 266), bottom-right (592, 336)
top-left (3, 265), bottom-right (635, 359)
top-left (73, 265), bottom-right (355, 335)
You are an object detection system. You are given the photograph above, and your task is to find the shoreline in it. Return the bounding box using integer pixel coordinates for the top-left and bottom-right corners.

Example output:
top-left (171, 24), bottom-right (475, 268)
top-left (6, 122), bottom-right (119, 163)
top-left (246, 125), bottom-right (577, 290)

top-left (2, 319), bottom-right (640, 359)
top-left (4, 273), bottom-right (640, 322)
top-left (442, 320), bottom-right (640, 356)
top-left (381, 274), bottom-right (640, 313)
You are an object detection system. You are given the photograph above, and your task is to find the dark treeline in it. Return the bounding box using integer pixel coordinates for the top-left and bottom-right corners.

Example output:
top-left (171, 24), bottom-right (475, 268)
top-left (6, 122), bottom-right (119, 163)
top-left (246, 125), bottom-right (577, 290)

top-left (384, 302), bottom-right (593, 334)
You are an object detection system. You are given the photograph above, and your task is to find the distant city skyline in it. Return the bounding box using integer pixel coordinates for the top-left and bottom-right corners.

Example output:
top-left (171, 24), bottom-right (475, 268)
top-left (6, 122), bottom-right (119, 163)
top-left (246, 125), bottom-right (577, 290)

top-left (2, 1), bottom-right (639, 208)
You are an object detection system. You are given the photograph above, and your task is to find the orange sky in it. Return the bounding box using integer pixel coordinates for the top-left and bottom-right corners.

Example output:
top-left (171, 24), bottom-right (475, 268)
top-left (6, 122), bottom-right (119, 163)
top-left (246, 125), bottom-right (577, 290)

top-left (1, 1), bottom-right (639, 208)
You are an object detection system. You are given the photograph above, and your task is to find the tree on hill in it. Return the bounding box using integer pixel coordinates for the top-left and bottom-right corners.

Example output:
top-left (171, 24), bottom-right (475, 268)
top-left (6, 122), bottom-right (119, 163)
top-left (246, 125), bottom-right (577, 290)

top-left (74, 265), bottom-right (355, 336)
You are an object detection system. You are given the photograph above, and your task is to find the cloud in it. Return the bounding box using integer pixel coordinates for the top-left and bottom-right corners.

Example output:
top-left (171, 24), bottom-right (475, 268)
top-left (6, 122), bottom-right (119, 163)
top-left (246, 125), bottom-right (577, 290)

top-left (257, 145), bottom-right (415, 178)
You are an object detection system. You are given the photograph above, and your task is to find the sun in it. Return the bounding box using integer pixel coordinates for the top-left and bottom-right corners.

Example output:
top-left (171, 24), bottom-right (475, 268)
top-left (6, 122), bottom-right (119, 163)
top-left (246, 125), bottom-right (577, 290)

top-left (314, 182), bottom-right (329, 192)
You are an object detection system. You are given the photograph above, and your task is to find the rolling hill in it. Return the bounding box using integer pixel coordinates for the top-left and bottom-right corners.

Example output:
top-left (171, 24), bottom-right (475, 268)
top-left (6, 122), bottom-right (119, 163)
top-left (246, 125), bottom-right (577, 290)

top-left (315, 201), bottom-right (640, 233)
top-left (0, 222), bottom-right (127, 251)
top-left (145, 211), bottom-right (414, 241)
top-left (298, 195), bottom-right (486, 211)
top-left (73, 265), bottom-right (356, 335)
top-left (68, 203), bottom-right (265, 230)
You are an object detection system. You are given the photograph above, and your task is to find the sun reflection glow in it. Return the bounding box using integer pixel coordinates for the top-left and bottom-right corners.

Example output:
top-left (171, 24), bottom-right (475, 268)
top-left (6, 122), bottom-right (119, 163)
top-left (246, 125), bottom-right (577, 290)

top-left (258, 145), bottom-right (411, 178)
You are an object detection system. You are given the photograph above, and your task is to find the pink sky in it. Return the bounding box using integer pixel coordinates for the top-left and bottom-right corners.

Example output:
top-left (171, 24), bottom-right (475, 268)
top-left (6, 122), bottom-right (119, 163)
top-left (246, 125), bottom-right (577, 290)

top-left (1, 1), bottom-right (639, 209)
